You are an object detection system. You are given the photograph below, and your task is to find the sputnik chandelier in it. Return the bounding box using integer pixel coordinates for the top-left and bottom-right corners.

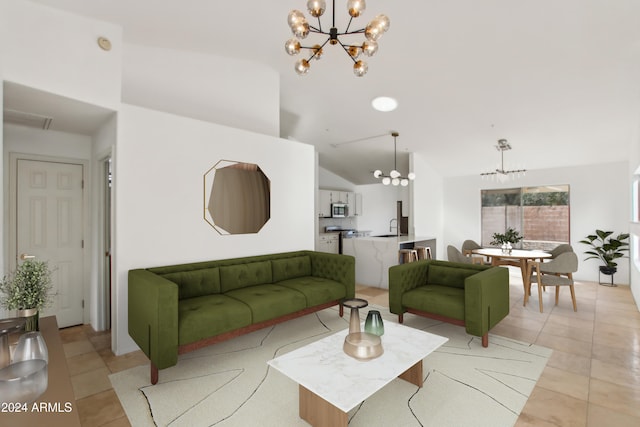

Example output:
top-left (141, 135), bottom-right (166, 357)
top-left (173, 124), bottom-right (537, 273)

top-left (285, 0), bottom-right (390, 77)
top-left (373, 132), bottom-right (416, 186)
top-left (480, 139), bottom-right (527, 182)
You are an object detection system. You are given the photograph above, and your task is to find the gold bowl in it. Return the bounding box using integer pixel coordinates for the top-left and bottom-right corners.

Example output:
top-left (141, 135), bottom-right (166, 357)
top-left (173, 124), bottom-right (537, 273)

top-left (343, 332), bottom-right (383, 360)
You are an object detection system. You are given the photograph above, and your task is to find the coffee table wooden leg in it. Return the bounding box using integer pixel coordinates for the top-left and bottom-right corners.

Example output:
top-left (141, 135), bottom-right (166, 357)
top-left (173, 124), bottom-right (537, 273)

top-left (398, 360), bottom-right (423, 387)
top-left (299, 385), bottom-right (347, 427)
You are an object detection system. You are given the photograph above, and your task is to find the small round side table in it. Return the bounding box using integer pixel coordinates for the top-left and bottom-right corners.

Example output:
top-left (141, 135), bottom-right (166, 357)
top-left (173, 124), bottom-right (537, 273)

top-left (342, 298), bottom-right (368, 334)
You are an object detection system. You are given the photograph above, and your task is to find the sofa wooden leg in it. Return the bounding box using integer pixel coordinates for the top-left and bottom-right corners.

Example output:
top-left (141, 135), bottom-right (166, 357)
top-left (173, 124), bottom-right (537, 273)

top-left (151, 362), bottom-right (159, 385)
top-left (481, 333), bottom-right (488, 348)
top-left (399, 313), bottom-right (404, 324)
top-left (339, 303), bottom-right (344, 317)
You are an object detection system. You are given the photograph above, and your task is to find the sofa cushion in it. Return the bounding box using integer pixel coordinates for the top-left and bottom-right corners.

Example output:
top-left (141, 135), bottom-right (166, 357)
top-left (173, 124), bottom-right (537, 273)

top-left (277, 276), bottom-right (346, 306)
top-left (178, 294), bottom-right (252, 345)
top-left (219, 261), bottom-right (273, 293)
top-left (427, 265), bottom-right (481, 289)
top-left (402, 285), bottom-right (465, 321)
top-left (272, 256), bottom-right (311, 282)
top-left (225, 284), bottom-right (306, 323)
top-left (160, 267), bottom-right (221, 299)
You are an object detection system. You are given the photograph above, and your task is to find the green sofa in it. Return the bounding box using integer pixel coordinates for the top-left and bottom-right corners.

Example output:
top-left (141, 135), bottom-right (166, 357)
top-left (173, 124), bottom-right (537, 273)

top-left (389, 259), bottom-right (509, 347)
top-left (128, 250), bottom-right (355, 384)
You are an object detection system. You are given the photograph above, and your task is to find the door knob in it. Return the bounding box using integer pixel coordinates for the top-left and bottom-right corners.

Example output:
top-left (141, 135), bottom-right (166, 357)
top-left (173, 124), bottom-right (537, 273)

top-left (20, 254), bottom-right (35, 260)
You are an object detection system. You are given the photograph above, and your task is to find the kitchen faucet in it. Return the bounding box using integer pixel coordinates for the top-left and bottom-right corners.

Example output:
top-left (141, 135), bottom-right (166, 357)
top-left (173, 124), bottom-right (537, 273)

top-left (389, 218), bottom-right (398, 235)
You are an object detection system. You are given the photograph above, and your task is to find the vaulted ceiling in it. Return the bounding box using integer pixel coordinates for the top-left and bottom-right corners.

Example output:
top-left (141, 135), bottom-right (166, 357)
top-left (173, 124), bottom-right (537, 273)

top-left (28, 0), bottom-right (640, 184)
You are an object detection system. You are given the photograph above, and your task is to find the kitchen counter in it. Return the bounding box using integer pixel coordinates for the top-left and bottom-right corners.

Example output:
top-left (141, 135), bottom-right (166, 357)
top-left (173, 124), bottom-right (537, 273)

top-left (342, 235), bottom-right (436, 289)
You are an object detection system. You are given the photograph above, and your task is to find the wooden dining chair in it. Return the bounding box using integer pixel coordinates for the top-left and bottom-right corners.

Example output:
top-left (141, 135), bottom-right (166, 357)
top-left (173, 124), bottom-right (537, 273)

top-left (539, 244), bottom-right (574, 292)
top-left (528, 252), bottom-right (579, 312)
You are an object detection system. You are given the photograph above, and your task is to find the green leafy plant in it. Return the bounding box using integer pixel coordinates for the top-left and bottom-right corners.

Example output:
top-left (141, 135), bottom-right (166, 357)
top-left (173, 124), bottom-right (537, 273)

top-left (491, 227), bottom-right (524, 245)
top-left (0, 260), bottom-right (54, 311)
top-left (579, 230), bottom-right (629, 269)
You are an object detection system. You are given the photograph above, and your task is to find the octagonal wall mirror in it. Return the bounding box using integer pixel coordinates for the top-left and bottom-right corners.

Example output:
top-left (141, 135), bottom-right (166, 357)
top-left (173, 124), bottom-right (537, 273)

top-left (204, 160), bottom-right (271, 234)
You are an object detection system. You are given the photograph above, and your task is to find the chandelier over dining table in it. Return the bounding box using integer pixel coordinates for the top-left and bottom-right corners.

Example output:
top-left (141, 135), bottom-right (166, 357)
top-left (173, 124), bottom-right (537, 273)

top-left (480, 139), bottom-right (527, 182)
top-left (285, 1), bottom-right (390, 76)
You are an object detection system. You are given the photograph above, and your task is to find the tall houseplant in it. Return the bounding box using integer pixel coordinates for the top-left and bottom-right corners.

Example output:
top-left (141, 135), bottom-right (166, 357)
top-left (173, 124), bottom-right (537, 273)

top-left (579, 230), bottom-right (629, 275)
top-left (0, 260), bottom-right (54, 331)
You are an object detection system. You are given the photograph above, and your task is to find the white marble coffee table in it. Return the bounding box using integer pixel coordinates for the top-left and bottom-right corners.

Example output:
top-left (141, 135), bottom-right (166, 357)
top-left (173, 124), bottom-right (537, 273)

top-left (267, 321), bottom-right (448, 427)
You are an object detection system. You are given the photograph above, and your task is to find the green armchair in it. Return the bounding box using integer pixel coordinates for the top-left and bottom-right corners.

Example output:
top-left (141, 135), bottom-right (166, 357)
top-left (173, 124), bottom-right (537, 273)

top-left (389, 260), bottom-right (509, 347)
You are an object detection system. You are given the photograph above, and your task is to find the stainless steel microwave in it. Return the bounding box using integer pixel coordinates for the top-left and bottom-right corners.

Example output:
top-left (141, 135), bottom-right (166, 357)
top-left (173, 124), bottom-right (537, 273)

top-left (331, 203), bottom-right (348, 218)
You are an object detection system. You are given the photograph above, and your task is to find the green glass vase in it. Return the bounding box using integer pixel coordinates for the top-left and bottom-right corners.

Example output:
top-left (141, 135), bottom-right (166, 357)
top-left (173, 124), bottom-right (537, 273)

top-left (364, 310), bottom-right (384, 336)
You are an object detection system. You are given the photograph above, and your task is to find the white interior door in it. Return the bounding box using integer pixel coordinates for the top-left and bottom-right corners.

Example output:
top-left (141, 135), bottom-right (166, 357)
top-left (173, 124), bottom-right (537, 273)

top-left (16, 159), bottom-right (85, 328)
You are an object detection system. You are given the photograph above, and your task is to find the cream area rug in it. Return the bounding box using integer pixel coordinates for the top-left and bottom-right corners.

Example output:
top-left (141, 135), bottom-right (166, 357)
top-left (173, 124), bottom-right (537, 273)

top-left (110, 306), bottom-right (551, 427)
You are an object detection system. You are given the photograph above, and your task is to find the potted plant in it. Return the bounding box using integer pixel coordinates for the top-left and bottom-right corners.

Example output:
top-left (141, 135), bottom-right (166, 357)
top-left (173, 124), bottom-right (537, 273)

top-left (579, 230), bottom-right (630, 276)
top-left (491, 227), bottom-right (524, 251)
top-left (0, 260), bottom-right (54, 331)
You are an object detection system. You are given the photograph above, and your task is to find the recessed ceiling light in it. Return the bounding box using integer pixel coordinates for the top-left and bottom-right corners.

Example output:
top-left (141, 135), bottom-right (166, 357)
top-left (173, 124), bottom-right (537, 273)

top-left (371, 96), bottom-right (398, 112)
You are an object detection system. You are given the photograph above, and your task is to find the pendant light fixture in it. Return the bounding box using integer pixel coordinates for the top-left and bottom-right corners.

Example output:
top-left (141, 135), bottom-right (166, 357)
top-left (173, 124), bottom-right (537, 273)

top-left (480, 139), bottom-right (527, 182)
top-left (285, 0), bottom-right (390, 77)
top-left (373, 132), bottom-right (415, 186)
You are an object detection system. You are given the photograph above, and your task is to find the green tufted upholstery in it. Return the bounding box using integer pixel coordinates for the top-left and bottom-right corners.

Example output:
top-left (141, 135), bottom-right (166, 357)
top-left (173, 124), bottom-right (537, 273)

top-left (272, 256), bottom-right (311, 282)
top-left (177, 294), bottom-right (252, 345)
top-left (160, 267), bottom-right (221, 299)
top-left (128, 250), bottom-right (355, 382)
top-left (219, 261), bottom-right (273, 292)
top-left (389, 259), bottom-right (509, 347)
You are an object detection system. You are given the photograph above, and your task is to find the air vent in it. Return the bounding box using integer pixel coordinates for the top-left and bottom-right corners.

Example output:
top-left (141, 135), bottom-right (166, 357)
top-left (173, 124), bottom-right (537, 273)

top-left (3, 109), bottom-right (52, 130)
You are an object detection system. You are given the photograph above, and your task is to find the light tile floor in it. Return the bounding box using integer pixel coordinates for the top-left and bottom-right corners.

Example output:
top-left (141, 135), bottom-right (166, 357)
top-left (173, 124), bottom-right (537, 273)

top-left (62, 268), bottom-right (640, 426)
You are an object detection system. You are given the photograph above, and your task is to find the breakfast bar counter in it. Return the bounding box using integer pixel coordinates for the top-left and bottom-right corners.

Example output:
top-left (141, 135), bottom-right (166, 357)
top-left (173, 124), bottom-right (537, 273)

top-left (342, 235), bottom-right (436, 289)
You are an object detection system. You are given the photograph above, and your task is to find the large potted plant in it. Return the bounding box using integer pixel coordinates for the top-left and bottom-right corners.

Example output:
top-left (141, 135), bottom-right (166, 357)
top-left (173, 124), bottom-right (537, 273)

top-left (579, 230), bottom-right (629, 277)
top-left (0, 260), bottom-right (54, 331)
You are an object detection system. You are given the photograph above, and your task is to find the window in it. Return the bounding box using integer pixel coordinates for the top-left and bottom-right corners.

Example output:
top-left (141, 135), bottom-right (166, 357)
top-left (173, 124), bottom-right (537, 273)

top-left (481, 185), bottom-right (570, 250)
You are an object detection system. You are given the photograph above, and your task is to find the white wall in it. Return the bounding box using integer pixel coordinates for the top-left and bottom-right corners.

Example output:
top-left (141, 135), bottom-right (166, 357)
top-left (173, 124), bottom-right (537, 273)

top-left (90, 114), bottom-right (118, 330)
top-left (412, 152), bottom-right (445, 259)
top-left (629, 118), bottom-right (640, 308)
top-left (0, 0), bottom-right (122, 110)
top-left (443, 161), bottom-right (630, 284)
top-left (353, 183), bottom-right (406, 236)
top-left (113, 104), bottom-right (315, 354)
top-left (122, 44), bottom-right (279, 138)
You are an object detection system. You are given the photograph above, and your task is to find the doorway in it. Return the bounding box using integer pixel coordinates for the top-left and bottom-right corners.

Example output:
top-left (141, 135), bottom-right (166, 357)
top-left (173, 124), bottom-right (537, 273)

top-left (11, 155), bottom-right (86, 328)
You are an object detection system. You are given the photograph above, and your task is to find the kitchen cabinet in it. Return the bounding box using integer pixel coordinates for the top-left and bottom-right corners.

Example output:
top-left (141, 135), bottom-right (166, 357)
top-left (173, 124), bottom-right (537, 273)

top-left (318, 189), bottom-right (332, 218)
top-left (318, 189), bottom-right (361, 217)
top-left (316, 234), bottom-right (339, 254)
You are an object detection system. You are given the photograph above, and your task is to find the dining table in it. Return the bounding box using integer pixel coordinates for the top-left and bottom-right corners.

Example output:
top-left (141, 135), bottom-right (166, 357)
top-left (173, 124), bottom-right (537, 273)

top-left (472, 248), bottom-right (552, 303)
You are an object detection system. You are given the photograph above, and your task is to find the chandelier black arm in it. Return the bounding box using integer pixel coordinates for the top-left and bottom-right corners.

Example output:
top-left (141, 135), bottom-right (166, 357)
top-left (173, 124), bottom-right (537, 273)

top-left (309, 27), bottom-right (366, 37)
top-left (345, 16), bottom-right (354, 33)
top-left (336, 38), bottom-right (359, 64)
top-left (301, 37), bottom-right (332, 61)
top-left (337, 28), bottom-right (366, 36)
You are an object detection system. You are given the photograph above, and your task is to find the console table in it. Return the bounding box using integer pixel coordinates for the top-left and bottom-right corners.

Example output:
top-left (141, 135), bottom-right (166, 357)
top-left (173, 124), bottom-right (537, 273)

top-left (0, 316), bottom-right (81, 427)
